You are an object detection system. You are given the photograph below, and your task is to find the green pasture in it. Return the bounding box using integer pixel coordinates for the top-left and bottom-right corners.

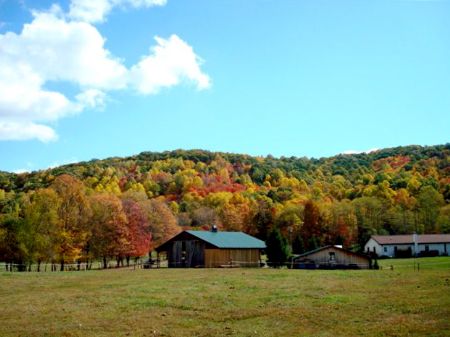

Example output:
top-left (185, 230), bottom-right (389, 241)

top-left (378, 256), bottom-right (450, 270)
top-left (1, 258), bottom-right (449, 337)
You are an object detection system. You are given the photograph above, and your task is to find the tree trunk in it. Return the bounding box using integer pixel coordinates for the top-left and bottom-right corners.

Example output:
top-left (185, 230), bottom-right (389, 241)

top-left (103, 256), bottom-right (107, 269)
top-left (60, 259), bottom-right (65, 271)
top-left (37, 260), bottom-right (41, 272)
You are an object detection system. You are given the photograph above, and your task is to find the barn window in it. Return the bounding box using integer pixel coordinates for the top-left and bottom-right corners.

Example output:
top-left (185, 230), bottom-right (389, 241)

top-left (384, 247), bottom-right (387, 253)
top-left (425, 245), bottom-right (429, 252)
top-left (329, 252), bottom-right (336, 262)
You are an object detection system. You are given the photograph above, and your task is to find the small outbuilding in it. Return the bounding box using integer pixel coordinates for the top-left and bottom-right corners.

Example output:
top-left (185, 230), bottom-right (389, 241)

top-left (155, 229), bottom-right (266, 268)
top-left (292, 245), bottom-right (371, 269)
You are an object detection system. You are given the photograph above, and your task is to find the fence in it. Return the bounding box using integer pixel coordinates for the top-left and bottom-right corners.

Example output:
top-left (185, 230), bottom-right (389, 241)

top-left (0, 259), bottom-right (148, 272)
top-left (379, 260), bottom-right (450, 271)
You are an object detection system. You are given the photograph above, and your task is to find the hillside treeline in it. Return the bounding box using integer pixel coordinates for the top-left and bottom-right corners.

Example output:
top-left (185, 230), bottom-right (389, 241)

top-left (0, 144), bottom-right (449, 268)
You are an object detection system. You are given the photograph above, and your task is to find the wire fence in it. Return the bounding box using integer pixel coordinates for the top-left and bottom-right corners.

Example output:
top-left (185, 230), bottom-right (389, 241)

top-left (1, 259), bottom-right (448, 272)
top-left (0, 260), bottom-right (148, 272)
top-left (161, 259), bottom-right (371, 269)
top-left (379, 260), bottom-right (450, 271)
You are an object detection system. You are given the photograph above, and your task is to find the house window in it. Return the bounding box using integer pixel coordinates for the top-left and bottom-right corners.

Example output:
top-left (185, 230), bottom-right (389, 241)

top-left (425, 245), bottom-right (429, 252)
top-left (329, 252), bottom-right (336, 262)
top-left (383, 247), bottom-right (387, 253)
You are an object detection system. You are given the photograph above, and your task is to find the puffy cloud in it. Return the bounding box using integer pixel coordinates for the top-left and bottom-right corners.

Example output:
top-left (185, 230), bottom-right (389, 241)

top-left (69, 0), bottom-right (113, 23)
top-left (13, 9), bottom-right (128, 89)
top-left (0, 1), bottom-right (210, 142)
top-left (131, 35), bottom-right (211, 94)
top-left (0, 62), bottom-right (76, 122)
top-left (69, 0), bottom-right (167, 23)
top-left (76, 89), bottom-right (107, 109)
top-left (0, 122), bottom-right (57, 143)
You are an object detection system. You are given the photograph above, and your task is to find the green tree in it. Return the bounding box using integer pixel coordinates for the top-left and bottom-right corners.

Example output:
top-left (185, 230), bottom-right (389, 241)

top-left (292, 235), bottom-right (305, 254)
top-left (21, 189), bottom-right (61, 271)
top-left (266, 228), bottom-right (289, 268)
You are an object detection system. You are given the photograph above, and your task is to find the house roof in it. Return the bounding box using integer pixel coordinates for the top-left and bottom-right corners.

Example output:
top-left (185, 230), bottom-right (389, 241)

top-left (186, 230), bottom-right (266, 249)
top-left (293, 245), bottom-right (370, 261)
top-left (371, 234), bottom-right (450, 245)
top-left (156, 230), bottom-right (266, 251)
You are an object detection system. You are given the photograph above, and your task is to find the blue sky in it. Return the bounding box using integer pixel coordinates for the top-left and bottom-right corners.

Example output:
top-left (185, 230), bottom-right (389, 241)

top-left (0, 0), bottom-right (449, 173)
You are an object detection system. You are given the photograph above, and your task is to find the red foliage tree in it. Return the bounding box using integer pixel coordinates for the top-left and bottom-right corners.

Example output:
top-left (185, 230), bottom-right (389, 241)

top-left (122, 198), bottom-right (151, 264)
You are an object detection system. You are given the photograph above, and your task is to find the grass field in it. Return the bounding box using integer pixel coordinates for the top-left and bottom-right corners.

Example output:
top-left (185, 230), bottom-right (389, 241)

top-left (378, 256), bottom-right (450, 270)
top-left (1, 257), bottom-right (449, 337)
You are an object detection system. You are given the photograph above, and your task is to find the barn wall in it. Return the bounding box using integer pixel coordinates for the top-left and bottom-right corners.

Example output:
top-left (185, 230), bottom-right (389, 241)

top-left (302, 247), bottom-right (370, 268)
top-left (167, 240), bottom-right (205, 267)
top-left (204, 249), bottom-right (261, 268)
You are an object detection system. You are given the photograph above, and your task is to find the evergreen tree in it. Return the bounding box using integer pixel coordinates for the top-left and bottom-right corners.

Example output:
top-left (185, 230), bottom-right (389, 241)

top-left (308, 236), bottom-right (320, 251)
top-left (292, 235), bottom-right (305, 254)
top-left (266, 228), bottom-right (289, 268)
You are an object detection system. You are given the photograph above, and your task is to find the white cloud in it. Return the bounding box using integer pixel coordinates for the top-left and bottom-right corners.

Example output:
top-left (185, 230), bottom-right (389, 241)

top-left (48, 157), bottom-right (79, 169)
top-left (16, 9), bottom-right (128, 89)
top-left (69, 0), bottom-right (112, 23)
top-left (0, 1), bottom-right (210, 142)
top-left (0, 122), bottom-right (57, 142)
top-left (76, 89), bottom-right (107, 109)
top-left (69, 0), bottom-right (167, 23)
top-left (342, 148), bottom-right (379, 155)
top-left (13, 168), bottom-right (29, 174)
top-left (131, 35), bottom-right (211, 94)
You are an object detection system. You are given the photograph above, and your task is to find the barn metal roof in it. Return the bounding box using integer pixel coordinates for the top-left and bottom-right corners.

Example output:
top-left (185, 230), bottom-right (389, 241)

top-left (186, 230), bottom-right (266, 249)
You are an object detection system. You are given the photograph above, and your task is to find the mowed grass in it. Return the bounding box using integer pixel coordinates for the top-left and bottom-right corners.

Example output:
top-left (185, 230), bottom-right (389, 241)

top-left (1, 259), bottom-right (449, 337)
top-left (379, 256), bottom-right (450, 270)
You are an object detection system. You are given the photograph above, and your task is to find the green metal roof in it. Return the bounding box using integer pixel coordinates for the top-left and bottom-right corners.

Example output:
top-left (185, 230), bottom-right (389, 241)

top-left (186, 230), bottom-right (266, 249)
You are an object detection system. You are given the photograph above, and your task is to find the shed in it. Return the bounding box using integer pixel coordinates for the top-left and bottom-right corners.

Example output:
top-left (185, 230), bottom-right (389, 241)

top-left (292, 245), bottom-right (371, 269)
top-left (155, 229), bottom-right (266, 268)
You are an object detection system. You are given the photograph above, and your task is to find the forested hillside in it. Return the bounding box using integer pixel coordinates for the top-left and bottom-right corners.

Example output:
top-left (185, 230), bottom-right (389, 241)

top-left (1, 144), bottom-right (449, 268)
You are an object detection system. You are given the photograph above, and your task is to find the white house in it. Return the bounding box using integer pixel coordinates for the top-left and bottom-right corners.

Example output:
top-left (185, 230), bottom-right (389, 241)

top-left (364, 234), bottom-right (450, 257)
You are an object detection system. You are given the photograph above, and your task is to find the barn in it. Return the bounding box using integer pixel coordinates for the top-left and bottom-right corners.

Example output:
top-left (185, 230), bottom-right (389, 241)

top-left (292, 245), bottom-right (371, 269)
top-left (155, 229), bottom-right (266, 268)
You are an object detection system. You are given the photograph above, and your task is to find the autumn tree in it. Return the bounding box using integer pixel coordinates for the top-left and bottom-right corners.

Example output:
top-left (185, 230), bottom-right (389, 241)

top-left (52, 175), bottom-right (91, 270)
top-left (122, 197), bottom-right (151, 265)
top-left (417, 186), bottom-right (445, 233)
top-left (252, 197), bottom-right (274, 240)
top-left (140, 198), bottom-right (179, 251)
top-left (301, 200), bottom-right (321, 250)
top-left (90, 193), bottom-right (129, 268)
